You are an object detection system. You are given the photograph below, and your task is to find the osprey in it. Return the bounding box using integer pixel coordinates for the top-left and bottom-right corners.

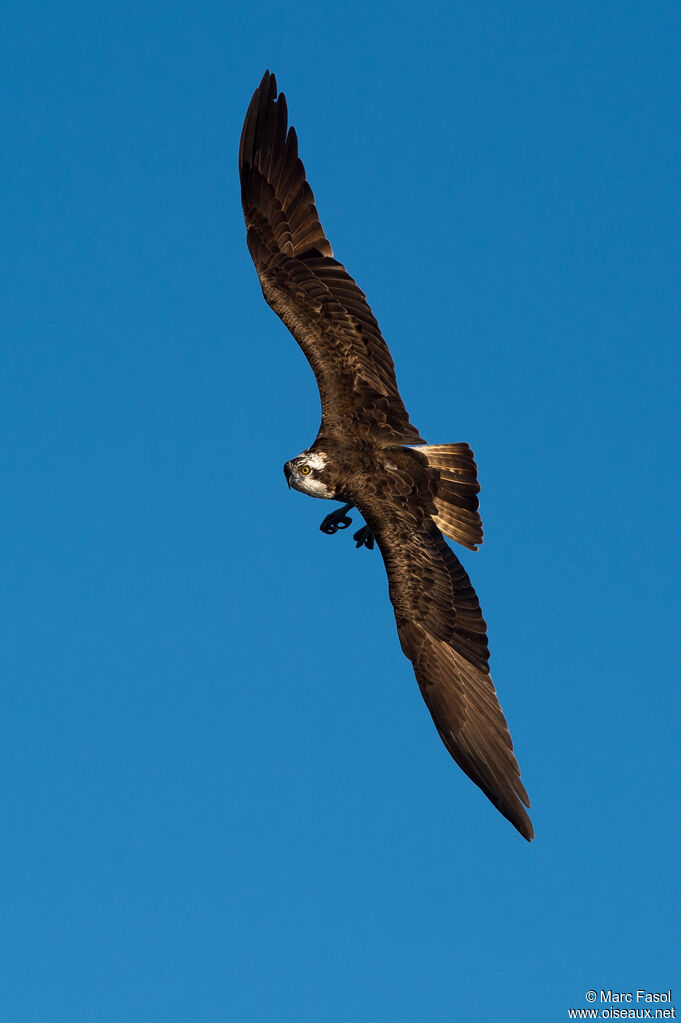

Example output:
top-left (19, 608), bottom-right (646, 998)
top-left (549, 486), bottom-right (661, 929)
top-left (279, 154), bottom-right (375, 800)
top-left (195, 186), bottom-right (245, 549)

top-left (239, 72), bottom-right (534, 841)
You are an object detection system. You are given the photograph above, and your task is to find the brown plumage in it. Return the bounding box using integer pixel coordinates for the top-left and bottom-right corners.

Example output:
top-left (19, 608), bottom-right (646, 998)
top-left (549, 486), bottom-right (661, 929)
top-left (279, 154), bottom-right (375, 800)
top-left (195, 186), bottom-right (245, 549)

top-left (239, 71), bottom-right (533, 841)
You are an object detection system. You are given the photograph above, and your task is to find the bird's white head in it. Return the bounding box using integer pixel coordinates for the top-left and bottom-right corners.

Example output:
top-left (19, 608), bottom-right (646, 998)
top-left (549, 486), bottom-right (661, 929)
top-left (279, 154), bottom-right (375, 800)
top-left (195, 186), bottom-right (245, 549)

top-left (283, 450), bottom-right (334, 499)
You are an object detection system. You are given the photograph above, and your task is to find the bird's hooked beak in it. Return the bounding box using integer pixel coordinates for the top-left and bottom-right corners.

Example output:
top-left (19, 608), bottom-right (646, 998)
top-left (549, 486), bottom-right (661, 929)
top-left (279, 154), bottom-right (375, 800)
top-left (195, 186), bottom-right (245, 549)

top-left (283, 461), bottom-right (293, 488)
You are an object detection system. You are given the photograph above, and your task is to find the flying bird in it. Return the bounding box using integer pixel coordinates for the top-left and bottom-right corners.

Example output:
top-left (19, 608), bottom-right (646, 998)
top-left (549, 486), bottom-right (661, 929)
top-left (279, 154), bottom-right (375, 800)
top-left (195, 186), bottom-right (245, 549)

top-left (239, 71), bottom-right (533, 841)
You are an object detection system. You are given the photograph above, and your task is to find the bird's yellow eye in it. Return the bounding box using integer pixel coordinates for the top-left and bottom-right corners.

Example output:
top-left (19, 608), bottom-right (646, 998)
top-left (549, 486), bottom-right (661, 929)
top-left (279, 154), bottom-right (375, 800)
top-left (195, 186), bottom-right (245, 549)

top-left (300, 465), bottom-right (311, 475)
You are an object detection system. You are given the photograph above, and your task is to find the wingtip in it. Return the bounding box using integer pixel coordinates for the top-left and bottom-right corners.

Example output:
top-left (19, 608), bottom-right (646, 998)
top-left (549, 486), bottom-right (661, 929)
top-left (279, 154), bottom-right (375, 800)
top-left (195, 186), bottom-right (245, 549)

top-left (239, 70), bottom-right (283, 175)
top-left (512, 801), bottom-right (534, 842)
top-left (495, 788), bottom-right (534, 842)
top-left (519, 818), bottom-right (535, 842)
top-left (258, 69), bottom-right (278, 100)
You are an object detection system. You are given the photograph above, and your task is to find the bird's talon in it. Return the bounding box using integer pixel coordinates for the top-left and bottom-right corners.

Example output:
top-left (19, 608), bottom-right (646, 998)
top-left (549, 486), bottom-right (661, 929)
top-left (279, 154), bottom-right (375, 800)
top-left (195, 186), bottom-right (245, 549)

top-left (320, 510), bottom-right (353, 535)
top-left (353, 525), bottom-right (375, 550)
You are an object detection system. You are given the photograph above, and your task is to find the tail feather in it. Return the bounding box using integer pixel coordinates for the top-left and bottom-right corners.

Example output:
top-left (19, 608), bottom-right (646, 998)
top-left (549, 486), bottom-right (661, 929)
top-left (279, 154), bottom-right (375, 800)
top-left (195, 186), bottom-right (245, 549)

top-left (412, 443), bottom-right (483, 551)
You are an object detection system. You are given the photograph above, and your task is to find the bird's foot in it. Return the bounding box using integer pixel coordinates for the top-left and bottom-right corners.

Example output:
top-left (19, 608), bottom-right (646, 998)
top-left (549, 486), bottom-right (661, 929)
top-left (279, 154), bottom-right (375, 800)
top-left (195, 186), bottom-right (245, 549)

top-left (353, 525), bottom-right (375, 550)
top-left (319, 503), bottom-right (354, 535)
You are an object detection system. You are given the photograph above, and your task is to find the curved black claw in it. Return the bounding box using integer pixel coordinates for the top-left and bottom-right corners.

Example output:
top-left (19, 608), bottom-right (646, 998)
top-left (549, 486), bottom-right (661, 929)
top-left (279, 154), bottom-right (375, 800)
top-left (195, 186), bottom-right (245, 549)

top-left (353, 525), bottom-right (375, 550)
top-left (320, 506), bottom-right (353, 535)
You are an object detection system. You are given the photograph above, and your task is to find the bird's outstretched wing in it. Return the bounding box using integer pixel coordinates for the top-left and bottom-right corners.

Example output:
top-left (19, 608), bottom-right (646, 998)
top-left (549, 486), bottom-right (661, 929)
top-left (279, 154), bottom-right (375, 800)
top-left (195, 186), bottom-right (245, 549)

top-left (363, 493), bottom-right (533, 841)
top-left (239, 71), bottom-right (424, 445)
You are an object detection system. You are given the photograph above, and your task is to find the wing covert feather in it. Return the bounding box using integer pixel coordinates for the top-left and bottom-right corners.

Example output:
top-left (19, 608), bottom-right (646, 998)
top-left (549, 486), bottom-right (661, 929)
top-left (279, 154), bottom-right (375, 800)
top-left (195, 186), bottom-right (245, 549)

top-left (366, 502), bottom-right (534, 841)
top-left (239, 71), bottom-right (424, 444)
top-left (239, 73), bottom-right (533, 841)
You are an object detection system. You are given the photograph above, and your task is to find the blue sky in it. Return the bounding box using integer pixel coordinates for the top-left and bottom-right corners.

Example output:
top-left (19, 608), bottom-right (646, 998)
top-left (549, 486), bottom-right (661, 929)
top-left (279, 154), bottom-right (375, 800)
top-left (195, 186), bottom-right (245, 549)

top-left (3, 1), bottom-right (680, 1020)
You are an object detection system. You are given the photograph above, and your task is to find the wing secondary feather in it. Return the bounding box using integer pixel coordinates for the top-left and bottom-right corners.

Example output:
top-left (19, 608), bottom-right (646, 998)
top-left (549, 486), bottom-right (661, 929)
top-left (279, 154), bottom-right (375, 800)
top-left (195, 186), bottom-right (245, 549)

top-left (239, 72), bottom-right (533, 841)
top-left (362, 496), bottom-right (534, 841)
top-left (239, 71), bottom-right (424, 444)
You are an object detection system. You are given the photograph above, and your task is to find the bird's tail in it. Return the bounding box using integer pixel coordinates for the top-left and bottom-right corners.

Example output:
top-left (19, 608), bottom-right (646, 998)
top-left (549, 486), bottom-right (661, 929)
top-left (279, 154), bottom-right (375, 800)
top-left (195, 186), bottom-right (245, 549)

top-left (413, 443), bottom-right (483, 550)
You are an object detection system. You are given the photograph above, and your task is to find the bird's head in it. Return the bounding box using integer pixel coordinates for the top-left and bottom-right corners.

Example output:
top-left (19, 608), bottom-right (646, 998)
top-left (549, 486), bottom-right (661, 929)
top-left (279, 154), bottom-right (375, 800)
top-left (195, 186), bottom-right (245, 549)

top-left (283, 451), bottom-right (335, 498)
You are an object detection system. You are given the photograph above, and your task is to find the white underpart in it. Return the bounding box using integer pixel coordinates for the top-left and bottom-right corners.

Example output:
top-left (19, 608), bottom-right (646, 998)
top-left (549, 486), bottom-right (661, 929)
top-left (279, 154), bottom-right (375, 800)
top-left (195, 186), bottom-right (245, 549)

top-left (297, 476), bottom-right (334, 499)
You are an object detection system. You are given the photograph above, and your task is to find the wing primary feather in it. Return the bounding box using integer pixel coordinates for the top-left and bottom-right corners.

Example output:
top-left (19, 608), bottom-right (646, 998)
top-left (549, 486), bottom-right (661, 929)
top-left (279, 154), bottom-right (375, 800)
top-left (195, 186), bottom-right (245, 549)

top-left (363, 498), bottom-right (534, 842)
top-left (239, 71), bottom-right (425, 444)
top-left (239, 74), bottom-right (532, 838)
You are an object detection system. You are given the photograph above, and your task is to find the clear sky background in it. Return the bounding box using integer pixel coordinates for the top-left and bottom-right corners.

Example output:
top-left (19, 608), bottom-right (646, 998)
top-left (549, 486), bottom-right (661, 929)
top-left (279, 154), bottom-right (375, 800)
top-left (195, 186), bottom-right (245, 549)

top-left (3, 2), bottom-right (680, 1020)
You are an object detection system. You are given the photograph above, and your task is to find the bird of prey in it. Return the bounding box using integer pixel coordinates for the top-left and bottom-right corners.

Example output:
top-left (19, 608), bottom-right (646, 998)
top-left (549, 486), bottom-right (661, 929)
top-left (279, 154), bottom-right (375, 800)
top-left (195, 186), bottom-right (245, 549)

top-left (239, 71), bottom-right (533, 841)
